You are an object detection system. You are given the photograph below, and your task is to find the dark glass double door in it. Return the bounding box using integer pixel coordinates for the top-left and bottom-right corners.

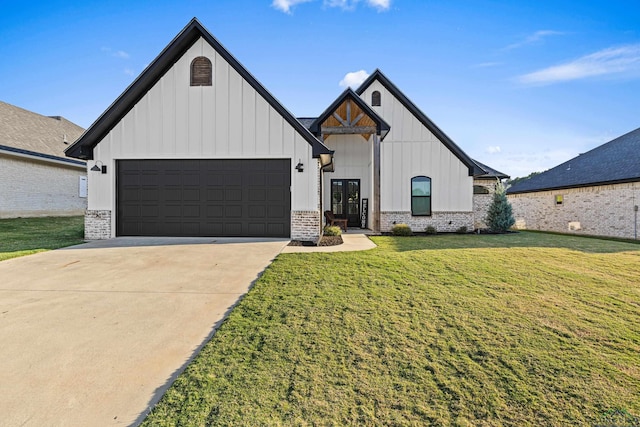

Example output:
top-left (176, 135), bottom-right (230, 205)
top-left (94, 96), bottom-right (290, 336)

top-left (331, 179), bottom-right (360, 227)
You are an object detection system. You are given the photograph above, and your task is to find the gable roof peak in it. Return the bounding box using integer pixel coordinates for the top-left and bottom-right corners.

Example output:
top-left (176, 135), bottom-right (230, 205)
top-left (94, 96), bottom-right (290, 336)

top-left (356, 70), bottom-right (479, 176)
top-left (65, 18), bottom-right (331, 160)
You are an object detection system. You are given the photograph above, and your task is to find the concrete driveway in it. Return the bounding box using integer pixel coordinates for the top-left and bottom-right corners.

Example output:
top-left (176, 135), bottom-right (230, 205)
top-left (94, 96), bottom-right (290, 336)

top-left (0, 237), bottom-right (288, 426)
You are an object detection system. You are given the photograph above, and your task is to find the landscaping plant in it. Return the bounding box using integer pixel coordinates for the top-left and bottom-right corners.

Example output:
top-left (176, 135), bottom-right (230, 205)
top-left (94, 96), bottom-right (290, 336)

top-left (486, 180), bottom-right (515, 232)
top-left (391, 223), bottom-right (412, 236)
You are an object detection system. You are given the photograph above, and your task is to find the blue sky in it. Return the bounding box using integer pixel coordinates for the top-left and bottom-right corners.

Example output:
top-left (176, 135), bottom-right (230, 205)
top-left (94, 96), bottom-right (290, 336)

top-left (1, 0), bottom-right (639, 178)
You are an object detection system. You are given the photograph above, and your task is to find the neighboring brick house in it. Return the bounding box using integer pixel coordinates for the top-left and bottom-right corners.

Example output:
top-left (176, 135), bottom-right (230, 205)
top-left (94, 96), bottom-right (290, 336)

top-left (0, 101), bottom-right (87, 218)
top-left (507, 127), bottom-right (640, 240)
top-left (65, 18), bottom-right (506, 241)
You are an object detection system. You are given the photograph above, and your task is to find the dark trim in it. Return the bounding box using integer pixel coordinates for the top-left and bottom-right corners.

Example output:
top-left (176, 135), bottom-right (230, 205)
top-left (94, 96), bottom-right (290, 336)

top-left (0, 144), bottom-right (86, 166)
top-left (471, 159), bottom-right (509, 179)
top-left (411, 175), bottom-right (432, 216)
top-left (65, 18), bottom-right (332, 160)
top-left (507, 177), bottom-right (640, 195)
top-left (355, 69), bottom-right (478, 176)
top-left (309, 88), bottom-right (390, 138)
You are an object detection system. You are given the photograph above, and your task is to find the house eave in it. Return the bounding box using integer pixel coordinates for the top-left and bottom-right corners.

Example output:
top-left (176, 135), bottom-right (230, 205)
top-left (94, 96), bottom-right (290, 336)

top-left (507, 177), bottom-right (640, 195)
top-left (1, 145), bottom-right (86, 168)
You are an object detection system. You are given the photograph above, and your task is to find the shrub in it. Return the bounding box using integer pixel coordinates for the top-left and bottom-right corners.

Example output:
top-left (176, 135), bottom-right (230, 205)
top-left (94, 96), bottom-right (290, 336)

top-left (425, 225), bottom-right (437, 235)
top-left (456, 226), bottom-right (468, 234)
top-left (391, 223), bottom-right (412, 236)
top-left (323, 225), bottom-right (342, 236)
top-left (486, 181), bottom-right (516, 233)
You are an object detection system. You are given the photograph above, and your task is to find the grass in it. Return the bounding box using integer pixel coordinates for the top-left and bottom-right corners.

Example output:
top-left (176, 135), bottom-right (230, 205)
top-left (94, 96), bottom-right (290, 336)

top-left (0, 216), bottom-right (85, 261)
top-left (142, 232), bottom-right (640, 426)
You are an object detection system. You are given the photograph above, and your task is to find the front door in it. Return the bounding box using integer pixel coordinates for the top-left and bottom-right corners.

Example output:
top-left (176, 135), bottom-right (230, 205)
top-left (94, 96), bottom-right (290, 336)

top-left (331, 179), bottom-right (360, 227)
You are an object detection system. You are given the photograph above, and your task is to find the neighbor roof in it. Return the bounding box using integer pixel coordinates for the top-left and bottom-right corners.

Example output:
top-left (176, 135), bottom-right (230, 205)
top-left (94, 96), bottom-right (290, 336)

top-left (65, 18), bottom-right (332, 160)
top-left (507, 126), bottom-right (640, 194)
top-left (0, 101), bottom-right (85, 165)
top-left (355, 69), bottom-right (482, 177)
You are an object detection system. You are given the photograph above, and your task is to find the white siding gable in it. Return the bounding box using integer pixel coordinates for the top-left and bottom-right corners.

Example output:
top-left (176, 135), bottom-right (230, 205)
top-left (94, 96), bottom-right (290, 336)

top-left (359, 81), bottom-right (473, 212)
top-left (90, 37), bottom-right (317, 220)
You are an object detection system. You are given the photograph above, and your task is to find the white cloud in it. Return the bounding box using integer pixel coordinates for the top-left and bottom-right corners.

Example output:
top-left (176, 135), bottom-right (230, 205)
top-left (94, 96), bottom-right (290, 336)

top-left (275, 0), bottom-right (390, 13)
top-left (124, 68), bottom-right (135, 76)
top-left (339, 70), bottom-right (369, 88)
top-left (272, 0), bottom-right (313, 14)
top-left (518, 44), bottom-right (640, 85)
top-left (472, 62), bottom-right (502, 68)
top-left (366, 0), bottom-right (390, 10)
top-left (505, 30), bottom-right (565, 50)
top-left (113, 50), bottom-right (130, 59)
top-left (486, 145), bottom-right (501, 154)
top-left (101, 47), bottom-right (130, 59)
top-left (325, 0), bottom-right (390, 11)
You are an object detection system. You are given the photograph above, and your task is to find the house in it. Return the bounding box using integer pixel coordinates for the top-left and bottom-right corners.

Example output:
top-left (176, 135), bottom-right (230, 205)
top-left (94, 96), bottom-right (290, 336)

top-left (65, 18), bottom-right (507, 241)
top-left (507, 127), bottom-right (640, 240)
top-left (0, 101), bottom-right (86, 218)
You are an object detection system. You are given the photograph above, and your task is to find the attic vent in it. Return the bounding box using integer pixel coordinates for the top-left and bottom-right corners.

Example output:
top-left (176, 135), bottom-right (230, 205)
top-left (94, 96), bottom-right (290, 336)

top-left (371, 91), bottom-right (381, 106)
top-left (190, 56), bottom-right (212, 86)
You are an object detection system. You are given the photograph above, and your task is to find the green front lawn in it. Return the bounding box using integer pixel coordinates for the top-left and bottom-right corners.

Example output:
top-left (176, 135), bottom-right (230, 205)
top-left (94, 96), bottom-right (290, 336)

top-left (0, 216), bottom-right (84, 261)
top-left (143, 232), bottom-right (640, 426)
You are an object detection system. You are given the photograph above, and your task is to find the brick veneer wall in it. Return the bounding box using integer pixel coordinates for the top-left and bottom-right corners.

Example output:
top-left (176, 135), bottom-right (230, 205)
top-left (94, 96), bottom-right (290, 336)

top-left (0, 155), bottom-right (87, 218)
top-left (85, 210), bottom-right (111, 240)
top-left (473, 179), bottom-right (497, 229)
top-left (291, 210), bottom-right (321, 241)
top-left (381, 211), bottom-right (474, 233)
top-left (508, 181), bottom-right (640, 239)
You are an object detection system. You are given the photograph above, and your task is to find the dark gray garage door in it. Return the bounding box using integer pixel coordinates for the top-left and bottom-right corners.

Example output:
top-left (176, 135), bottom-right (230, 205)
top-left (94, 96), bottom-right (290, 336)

top-left (116, 159), bottom-right (291, 237)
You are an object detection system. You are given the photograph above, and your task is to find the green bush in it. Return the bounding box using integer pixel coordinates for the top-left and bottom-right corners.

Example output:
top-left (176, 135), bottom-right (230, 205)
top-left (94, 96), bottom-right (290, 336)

top-left (391, 223), bottom-right (412, 236)
top-left (425, 225), bottom-right (437, 235)
top-left (323, 225), bottom-right (342, 236)
top-left (456, 226), bottom-right (468, 234)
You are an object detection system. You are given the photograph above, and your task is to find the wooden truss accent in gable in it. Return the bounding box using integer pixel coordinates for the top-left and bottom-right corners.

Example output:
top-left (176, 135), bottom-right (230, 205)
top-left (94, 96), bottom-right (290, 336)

top-left (321, 99), bottom-right (378, 140)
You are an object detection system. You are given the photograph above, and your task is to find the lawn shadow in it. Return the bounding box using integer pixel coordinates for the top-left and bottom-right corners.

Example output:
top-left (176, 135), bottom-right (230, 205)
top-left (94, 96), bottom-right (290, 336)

top-left (372, 231), bottom-right (640, 254)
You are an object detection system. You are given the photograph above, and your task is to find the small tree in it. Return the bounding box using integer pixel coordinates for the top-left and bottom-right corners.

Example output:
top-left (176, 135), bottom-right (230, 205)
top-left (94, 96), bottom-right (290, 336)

top-left (486, 181), bottom-right (515, 233)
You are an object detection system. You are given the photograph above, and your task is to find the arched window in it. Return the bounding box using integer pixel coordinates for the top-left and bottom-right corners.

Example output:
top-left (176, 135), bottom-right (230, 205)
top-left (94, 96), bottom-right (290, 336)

top-left (411, 176), bottom-right (431, 216)
top-left (190, 56), bottom-right (212, 86)
top-left (371, 90), bottom-right (381, 106)
top-left (473, 185), bottom-right (490, 194)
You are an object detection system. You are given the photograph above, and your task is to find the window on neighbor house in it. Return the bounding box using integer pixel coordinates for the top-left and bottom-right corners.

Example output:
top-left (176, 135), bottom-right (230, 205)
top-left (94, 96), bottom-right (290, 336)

top-left (411, 176), bottom-right (431, 216)
top-left (371, 90), bottom-right (381, 106)
top-left (190, 56), bottom-right (212, 86)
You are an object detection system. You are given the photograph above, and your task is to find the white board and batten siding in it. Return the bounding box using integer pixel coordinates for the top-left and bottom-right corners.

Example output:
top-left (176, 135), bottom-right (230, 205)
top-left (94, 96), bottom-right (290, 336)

top-left (89, 37), bottom-right (318, 234)
top-left (359, 81), bottom-right (473, 213)
top-left (323, 133), bottom-right (373, 215)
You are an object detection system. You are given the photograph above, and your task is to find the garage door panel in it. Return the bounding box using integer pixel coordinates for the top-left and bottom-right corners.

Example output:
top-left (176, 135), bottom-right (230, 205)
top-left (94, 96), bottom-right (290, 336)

top-left (117, 159), bottom-right (291, 237)
top-left (224, 174), bottom-right (242, 186)
top-left (183, 189), bottom-right (200, 201)
top-left (224, 223), bottom-right (242, 235)
top-left (248, 189), bottom-right (266, 201)
top-left (225, 189), bottom-right (242, 201)
top-left (249, 205), bottom-right (266, 218)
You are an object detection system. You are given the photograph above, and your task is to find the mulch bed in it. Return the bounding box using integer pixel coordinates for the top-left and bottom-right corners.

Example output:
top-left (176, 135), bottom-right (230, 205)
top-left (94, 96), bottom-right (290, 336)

top-left (287, 235), bottom-right (344, 247)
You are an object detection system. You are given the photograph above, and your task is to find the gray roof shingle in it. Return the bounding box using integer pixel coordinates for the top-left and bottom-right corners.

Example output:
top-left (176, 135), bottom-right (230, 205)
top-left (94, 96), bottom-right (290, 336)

top-left (507, 127), bottom-right (640, 194)
top-left (0, 101), bottom-right (85, 161)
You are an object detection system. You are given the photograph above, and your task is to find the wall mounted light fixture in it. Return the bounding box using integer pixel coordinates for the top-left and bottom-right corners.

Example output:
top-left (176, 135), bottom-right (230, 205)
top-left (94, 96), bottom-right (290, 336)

top-left (295, 160), bottom-right (304, 173)
top-left (91, 161), bottom-right (107, 174)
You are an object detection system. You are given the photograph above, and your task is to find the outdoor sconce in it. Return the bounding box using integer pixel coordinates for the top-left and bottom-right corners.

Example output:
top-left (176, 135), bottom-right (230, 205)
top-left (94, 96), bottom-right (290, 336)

top-left (91, 161), bottom-right (107, 174)
top-left (295, 160), bottom-right (304, 173)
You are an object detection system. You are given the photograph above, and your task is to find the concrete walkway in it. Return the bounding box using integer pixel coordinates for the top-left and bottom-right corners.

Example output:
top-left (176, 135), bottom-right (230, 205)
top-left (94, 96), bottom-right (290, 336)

top-left (281, 231), bottom-right (377, 253)
top-left (0, 237), bottom-right (288, 427)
